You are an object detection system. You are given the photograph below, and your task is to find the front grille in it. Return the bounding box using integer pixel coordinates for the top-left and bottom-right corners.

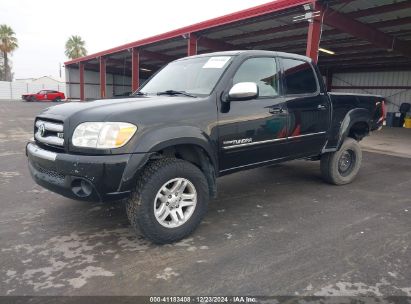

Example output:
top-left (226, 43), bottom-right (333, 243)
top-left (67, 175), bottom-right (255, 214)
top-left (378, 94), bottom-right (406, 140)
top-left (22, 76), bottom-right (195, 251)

top-left (34, 118), bottom-right (64, 150)
top-left (37, 166), bottom-right (65, 181)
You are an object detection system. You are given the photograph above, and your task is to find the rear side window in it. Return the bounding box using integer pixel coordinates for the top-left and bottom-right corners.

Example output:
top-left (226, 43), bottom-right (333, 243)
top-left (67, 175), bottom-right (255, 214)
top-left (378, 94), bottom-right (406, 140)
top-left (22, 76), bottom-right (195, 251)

top-left (233, 57), bottom-right (279, 98)
top-left (282, 58), bottom-right (318, 95)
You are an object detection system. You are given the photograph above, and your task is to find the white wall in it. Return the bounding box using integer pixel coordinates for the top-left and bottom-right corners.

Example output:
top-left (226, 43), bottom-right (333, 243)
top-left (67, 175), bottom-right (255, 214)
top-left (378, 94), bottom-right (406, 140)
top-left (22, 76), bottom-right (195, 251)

top-left (332, 70), bottom-right (411, 112)
top-left (66, 68), bottom-right (132, 100)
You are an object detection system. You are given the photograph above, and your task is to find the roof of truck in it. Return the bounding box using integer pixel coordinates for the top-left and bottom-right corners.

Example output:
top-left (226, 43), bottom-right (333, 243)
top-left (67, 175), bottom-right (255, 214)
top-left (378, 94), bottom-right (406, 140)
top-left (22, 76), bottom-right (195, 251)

top-left (178, 50), bottom-right (312, 62)
top-left (329, 92), bottom-right (383, 98)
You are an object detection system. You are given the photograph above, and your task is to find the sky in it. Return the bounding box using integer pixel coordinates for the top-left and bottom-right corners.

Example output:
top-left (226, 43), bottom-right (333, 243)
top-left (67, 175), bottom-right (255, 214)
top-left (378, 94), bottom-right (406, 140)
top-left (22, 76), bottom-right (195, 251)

top-left (0, 0), bottom-right (271, 80)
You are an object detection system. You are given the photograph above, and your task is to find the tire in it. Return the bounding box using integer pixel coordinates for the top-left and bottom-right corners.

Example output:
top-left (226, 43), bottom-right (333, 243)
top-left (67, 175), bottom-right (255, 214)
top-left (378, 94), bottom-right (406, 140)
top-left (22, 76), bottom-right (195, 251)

top-left (30, 96), bottom-right (36, 102)
top-left (126, 158), bottom-right (209, 244)
top-left (320, 137), bottom-right (362, 185)
top-left (54, 97), bottom-right (61, 102)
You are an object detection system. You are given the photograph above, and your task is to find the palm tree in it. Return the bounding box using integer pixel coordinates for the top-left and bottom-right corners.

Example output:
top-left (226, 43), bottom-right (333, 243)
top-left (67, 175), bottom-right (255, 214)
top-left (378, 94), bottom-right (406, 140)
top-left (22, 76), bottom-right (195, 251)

top-left (0, 24), bottom-right (18, 81)
top-left (65, 35), bottom-right (87, 59)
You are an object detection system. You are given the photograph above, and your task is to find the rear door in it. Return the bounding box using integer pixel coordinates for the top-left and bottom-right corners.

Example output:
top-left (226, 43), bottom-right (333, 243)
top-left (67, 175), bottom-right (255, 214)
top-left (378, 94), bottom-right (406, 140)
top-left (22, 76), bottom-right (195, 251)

top-left (280, 57), bottom-right (330, 157)
top-left (218, 56), bottom-right (289, 172)
top-left (47, 91), bottom-right (57, 100)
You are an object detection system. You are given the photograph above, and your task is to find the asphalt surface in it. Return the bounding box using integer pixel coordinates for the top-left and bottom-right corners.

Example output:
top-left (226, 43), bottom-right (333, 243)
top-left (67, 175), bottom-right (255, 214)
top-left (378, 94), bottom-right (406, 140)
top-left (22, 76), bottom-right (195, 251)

top-left (0, 100), bottom-right (410, 296)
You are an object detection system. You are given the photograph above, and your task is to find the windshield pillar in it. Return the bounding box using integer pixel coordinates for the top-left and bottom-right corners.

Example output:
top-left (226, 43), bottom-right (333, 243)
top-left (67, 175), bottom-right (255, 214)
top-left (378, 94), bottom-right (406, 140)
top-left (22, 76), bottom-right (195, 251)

top-left (132, 48), bottom-right (140, 91)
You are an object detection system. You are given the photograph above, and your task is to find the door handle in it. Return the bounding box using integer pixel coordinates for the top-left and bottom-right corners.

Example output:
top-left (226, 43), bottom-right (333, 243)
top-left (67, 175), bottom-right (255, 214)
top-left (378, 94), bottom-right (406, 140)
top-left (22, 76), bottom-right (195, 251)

top-left (269, 107), bottom-right (287, 114)
top-left (317, 104), bottom-right (327, 110)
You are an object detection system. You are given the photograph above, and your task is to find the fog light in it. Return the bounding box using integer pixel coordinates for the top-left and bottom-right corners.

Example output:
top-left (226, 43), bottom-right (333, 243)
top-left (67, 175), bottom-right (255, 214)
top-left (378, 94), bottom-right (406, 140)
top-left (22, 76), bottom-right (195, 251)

top-left (72, 179), bottom-right (93, 197)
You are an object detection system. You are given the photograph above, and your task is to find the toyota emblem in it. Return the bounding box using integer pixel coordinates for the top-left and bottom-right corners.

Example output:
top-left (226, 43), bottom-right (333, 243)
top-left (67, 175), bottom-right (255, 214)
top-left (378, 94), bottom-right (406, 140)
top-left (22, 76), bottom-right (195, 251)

top-left (39, 124), bottom-right (46, 137)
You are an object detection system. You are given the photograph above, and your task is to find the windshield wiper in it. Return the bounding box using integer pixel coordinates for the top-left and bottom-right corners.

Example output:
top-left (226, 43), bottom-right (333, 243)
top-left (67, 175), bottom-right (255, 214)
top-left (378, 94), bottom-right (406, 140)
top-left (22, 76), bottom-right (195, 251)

top-left (157, 90), bottom-right (197, 98)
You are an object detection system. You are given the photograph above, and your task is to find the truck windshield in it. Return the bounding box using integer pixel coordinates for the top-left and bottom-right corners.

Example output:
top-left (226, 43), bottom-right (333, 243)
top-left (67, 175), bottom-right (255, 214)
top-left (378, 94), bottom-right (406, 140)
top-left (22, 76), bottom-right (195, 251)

top-left (139, 56), bottom-right (232, 97)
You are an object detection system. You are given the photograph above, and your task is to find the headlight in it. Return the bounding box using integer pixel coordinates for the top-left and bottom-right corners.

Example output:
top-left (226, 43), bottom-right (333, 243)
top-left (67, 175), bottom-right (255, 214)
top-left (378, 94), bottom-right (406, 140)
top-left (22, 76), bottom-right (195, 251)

top-left (72, 122), bottom-right (137, 149)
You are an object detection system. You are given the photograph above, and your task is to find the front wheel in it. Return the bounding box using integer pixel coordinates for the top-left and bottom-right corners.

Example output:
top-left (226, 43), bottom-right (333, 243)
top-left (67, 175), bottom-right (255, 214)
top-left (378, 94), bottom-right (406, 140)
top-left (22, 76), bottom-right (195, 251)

top-left (320, 137), bottom-right (362, 185)
top-left (126, 158), bottom-right (209, 244)
top-left (54, 97), bottom-right (61, 102)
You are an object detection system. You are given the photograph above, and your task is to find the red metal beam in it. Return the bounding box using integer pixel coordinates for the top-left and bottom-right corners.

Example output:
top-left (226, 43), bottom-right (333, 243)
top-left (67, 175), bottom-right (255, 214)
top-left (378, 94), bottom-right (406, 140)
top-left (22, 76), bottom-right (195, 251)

top-left (68, 10), bottom-right (411, 69)
top-left (225, 2), bottom-right (411, 43)
top-left (322, 4), bottom-right (411, 57)
top-left (235, 16), bottom-right (411, 50)
top-left (99, 57), bottom-right (106, 98)
top-left (131, 48), bottom-right (140, 91)
top-left (271, 22), bottom-right (411, 55)
top-left (306, 1), bottom-right (323, 62)
top-left (187, 33), bottom-right (197, 56)
top-left (64, 0), bottom-right (311, 66)
top-left (79, 62), bottom-right (85, 101)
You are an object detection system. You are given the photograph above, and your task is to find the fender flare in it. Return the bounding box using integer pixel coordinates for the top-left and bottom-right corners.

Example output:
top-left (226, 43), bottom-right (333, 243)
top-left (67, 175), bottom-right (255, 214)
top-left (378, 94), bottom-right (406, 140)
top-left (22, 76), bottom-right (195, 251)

top-left (324, 108), bottom-right (371, 152)
top-left (135, 126), bottom-right (216, 165)
top-left (120, 126), bottom-right (217, 188)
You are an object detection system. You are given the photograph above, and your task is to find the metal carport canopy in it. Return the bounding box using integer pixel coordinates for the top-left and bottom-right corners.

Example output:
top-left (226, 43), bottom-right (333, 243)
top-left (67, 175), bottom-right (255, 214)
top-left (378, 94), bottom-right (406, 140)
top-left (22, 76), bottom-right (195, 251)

top-left (64, 0), bottom-right (411, 100)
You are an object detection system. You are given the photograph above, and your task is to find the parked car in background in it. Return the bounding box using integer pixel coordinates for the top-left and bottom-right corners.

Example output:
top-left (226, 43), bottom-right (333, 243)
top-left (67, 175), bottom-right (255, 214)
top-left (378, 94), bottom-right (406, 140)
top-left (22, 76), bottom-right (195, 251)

top-left (22, 90), bottom-right (65, 102)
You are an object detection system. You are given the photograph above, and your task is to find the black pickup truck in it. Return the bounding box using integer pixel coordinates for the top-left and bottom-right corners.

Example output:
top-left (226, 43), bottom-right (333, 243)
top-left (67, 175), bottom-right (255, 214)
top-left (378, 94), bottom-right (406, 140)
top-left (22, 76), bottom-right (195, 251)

top-left (27, 51), bottom-right (385, 243)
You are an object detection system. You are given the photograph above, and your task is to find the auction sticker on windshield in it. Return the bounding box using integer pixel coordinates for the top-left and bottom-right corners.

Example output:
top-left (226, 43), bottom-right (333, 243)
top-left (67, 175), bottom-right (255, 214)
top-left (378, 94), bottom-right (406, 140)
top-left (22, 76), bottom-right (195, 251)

top-left (203, 56), bottom-right (231, 69)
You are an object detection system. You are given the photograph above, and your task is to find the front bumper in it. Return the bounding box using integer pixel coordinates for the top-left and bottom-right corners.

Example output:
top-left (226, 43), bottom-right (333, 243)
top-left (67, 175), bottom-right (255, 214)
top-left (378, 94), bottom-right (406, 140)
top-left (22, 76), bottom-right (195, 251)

top-left (26, 142), bottom-right (149, 202)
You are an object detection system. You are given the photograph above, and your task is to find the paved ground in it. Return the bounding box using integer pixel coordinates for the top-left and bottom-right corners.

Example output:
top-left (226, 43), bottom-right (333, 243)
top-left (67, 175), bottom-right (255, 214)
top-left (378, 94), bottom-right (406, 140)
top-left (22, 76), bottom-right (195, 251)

top-left (0, 100), bottom-right (410, 296)
top-left (361, 127), bottom-right (411, 159)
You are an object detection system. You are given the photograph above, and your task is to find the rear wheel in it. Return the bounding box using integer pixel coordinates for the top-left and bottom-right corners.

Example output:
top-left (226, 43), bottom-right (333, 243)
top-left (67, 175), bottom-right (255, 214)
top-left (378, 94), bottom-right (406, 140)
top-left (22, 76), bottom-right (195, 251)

top-left (320, 137), bottom-right (362, 185)
top-left (126, 158), bottom-right (209, 244)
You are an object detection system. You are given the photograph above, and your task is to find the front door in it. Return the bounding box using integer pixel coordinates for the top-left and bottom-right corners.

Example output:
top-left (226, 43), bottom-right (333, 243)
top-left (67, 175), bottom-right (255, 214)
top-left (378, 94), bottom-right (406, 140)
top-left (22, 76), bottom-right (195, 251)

top-left (218, 57), bottom-right (289, 172)
top-left (280, 57), bottom-right (330, 157)
top-left (37, 90), bottom-right (47, 101)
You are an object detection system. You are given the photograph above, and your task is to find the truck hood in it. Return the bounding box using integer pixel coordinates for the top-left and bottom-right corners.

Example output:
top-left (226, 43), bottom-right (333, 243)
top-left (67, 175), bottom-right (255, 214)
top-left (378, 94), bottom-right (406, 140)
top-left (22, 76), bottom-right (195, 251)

top-left (38, 96), bottom-right (198, 122)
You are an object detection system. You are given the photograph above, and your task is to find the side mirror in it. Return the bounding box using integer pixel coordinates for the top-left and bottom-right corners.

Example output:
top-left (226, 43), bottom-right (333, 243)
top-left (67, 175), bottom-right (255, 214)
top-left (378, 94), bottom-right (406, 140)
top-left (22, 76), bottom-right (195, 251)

top-left (228, 82), bottom-right (258, 101)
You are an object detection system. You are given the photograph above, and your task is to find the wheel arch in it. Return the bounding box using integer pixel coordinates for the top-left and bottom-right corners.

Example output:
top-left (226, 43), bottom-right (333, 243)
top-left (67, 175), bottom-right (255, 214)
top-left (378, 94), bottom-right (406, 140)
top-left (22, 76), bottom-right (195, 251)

top-left (122, 126), bottom-right (218, 198)
top-left (324, 108), bottom-right (371, 152)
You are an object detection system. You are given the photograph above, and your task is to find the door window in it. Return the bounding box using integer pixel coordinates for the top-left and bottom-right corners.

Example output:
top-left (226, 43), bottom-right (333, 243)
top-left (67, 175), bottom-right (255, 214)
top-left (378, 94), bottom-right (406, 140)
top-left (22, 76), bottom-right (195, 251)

top-left (233, 57), bottom-right (279, 98)
top-left (282, 59), bottom-right (318, 95)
